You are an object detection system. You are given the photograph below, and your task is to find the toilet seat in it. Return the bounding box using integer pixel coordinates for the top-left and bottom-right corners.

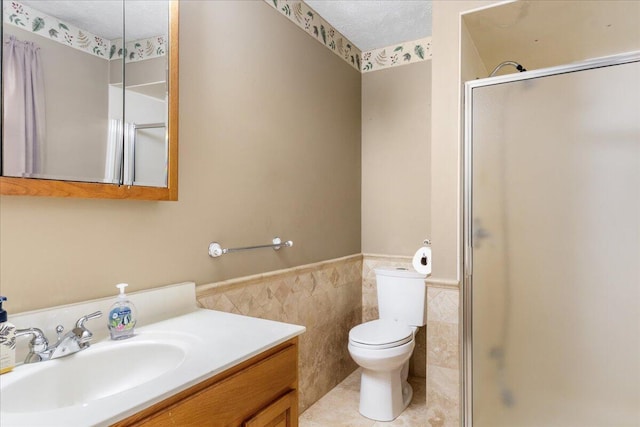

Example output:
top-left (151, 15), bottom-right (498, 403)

top-left (349, 319), bottom-right (413, 349)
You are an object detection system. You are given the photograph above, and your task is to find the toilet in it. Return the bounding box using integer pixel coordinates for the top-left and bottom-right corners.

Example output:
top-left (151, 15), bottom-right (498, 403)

top-left (348, 267), bottom-right (427, 421)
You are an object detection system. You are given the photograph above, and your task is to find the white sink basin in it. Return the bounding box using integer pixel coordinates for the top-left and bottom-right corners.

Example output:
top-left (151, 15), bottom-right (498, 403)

top-left (1, 308), bottom-right (305, 427)
top-left (1, 335), bottom-right (188, 413)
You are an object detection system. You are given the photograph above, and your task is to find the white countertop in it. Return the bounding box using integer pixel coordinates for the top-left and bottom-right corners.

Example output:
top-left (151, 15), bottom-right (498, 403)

top-left (1, 307), bottom-right (305, 426)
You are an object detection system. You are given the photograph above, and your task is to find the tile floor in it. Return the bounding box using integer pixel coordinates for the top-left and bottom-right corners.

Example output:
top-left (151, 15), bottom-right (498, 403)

top-left (299, 369), bottom-right (427, 427)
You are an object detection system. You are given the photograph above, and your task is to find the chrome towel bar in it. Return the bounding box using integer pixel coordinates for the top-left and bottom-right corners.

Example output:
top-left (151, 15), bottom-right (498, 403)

top-left (133, 122), bottom-right (166, 130)
top-left (208, 237), bottom-right (293, 258)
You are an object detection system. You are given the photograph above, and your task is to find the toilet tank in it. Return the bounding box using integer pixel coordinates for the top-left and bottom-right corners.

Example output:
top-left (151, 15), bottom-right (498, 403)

top-left (375, 268), bottom-right (427, 327)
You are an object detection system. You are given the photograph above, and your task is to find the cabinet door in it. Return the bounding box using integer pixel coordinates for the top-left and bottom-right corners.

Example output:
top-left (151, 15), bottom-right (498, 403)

top-left (243, 391), bottom-right (298, 427)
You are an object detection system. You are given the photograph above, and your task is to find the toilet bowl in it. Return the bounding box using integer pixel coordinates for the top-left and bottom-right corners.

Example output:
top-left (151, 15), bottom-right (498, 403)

top-left (348, 268), bottom-right (426, 421)
top-left (348, 319), bottom-right (417, 421)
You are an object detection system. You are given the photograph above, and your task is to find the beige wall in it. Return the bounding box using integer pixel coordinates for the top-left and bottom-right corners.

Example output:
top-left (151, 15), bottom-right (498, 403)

top-left (453, 0), bottom-right (640, 264)
top-left (427, 2), bottom-right (500, 426)
top-left (463, 1), bottom-right (640, 74)
top-left (110, 57), bottom-right (167, 87)
top-left (0, 1), bottom-right (361, 313)
top-left (430, 0), bottom-right (498, 283)
top-left (461, 21), bottom-right (489, 81)
top-left (361, 61), bottom-right (431, 255)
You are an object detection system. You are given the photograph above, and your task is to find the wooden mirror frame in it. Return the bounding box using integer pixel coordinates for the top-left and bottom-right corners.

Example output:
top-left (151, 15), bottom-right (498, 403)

top-left (0, 0), bottom-right (179, 201)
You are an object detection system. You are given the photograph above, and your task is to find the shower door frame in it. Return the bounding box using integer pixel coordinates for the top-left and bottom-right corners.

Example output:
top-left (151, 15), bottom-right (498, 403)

top-left (461, 50), bottom-right (640, 427)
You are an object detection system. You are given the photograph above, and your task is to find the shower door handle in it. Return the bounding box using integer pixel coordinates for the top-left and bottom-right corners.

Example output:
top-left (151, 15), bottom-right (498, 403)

top-left (472, 218), bottom-right (491, 248)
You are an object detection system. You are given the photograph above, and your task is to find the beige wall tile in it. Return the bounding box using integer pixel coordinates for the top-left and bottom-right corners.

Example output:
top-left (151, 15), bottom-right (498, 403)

top-left (410, 326), bottom-right (427, 378)
top-left (426, 287), bottom-right (460, 426)
top-left (427, 321), bottom-right (459, 370)
top-left (197, 255), bottom-right (362, 412)
top-left (426, 365), bottom-right (460, 427)
top-left (427, 288), bottom-right (459, 324)
top-left (200, 255), bottom-right (464, 418)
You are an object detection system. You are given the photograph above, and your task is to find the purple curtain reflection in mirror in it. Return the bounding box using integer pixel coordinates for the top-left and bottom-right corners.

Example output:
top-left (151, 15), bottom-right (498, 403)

top-left (2, 35), bottom-right (46, 177)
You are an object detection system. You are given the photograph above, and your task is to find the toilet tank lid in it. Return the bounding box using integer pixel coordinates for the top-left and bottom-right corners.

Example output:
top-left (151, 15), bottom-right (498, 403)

top-left (374, 267), bottom-right (425, 279)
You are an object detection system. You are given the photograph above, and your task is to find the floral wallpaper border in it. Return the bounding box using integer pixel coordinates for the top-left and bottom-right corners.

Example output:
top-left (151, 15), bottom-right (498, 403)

top-left (265, 0), bottom-right (433, 73)
top-left (361, 37), bottom-right (433, 73)
top-left (3, 1), bottom-right (165, 63)
top-left (4, 1), bottom-right (109, 58)
top-left (265, 0), bottom-right (362, 72)
top-left (6, 0), bottom-right (431, 71)
top-left (110, 36), bottom-right (167, 63)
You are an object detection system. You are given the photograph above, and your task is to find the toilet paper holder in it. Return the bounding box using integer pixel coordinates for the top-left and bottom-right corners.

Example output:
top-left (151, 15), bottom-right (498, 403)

top-left (420, 239), bottom-right (431, 267)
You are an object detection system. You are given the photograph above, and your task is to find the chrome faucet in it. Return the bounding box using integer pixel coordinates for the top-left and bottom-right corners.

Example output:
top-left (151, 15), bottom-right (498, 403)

top-left (14, 327), bottom-right (49, 363)
top-left (15, 311), bottom-right (102, 363)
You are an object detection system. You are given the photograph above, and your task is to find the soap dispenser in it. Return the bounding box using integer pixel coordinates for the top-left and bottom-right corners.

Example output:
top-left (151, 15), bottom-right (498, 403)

top-left (108, 284), bottom-right (137, 340)
top-left (0, 296), bottom-right (16, 374)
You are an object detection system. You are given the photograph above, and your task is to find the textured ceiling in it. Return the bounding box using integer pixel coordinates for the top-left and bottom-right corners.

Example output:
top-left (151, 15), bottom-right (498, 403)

top-left (19, 0), bottom-right (168, 41)
top-left (19, 1), bottom-right (432, 50)
top-left (305, 0), bottom-right (432, 51)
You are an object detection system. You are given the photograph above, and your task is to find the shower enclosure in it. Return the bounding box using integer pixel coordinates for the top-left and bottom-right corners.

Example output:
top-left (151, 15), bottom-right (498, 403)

top-left (462, 52), bottom-right (640, 426)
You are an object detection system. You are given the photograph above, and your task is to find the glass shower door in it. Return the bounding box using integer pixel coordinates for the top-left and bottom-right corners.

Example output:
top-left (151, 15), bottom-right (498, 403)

top-left (464, 56), bottom-right (640, 426)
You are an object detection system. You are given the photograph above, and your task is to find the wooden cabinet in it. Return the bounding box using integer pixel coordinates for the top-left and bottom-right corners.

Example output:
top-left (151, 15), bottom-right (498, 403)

top-left (243, 390), bottom-right (297, 427)
top-left (113, 338), bottom-right (299, 427)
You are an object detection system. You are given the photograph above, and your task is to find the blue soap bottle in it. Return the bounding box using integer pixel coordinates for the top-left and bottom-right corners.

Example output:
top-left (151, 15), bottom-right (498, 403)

top-left (108, 283), bottom-right (137, 340)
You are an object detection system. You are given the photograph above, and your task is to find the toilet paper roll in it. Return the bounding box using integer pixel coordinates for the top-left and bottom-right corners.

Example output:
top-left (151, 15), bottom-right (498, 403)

top-left (412, 245), bottom-right (432, 276)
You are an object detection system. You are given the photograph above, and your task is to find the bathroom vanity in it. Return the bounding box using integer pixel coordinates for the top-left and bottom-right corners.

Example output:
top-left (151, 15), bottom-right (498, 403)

top-left (113, 337), bottom-right (299, 426)
top-left (0, 283), bottom-right (305, 427)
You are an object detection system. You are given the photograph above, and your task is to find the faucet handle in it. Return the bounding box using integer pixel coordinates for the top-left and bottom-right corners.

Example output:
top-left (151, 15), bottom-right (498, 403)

top-left (74, 311), bottom-right (102, 345)
top-left (55, 325), bottom-right (64, 342)
top-left (15, 327), bottom-right (50, 359)
top-left (75, 311), bottom-right (102, 329)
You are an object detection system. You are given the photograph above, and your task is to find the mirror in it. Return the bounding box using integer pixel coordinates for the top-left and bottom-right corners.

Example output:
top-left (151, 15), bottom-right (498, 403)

top-left (1, 0), bottom-right (178, 200)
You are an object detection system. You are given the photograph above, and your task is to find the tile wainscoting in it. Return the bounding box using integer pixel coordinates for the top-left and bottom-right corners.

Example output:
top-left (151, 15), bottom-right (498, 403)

top-left (196, 254), bottom-right (363, 412)
top-left (196, 254), bottom-right (460, 424)
top-left (425, 283), bottom-right (460, 427)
